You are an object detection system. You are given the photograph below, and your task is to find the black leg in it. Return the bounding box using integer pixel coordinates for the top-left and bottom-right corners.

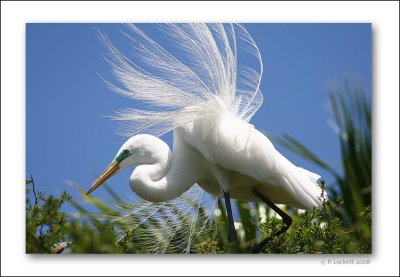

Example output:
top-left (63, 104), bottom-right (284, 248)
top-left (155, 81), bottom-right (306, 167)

top-left (223, 191), bottom-right (237, 243)
top-left (251, 187), bottom-right (292, 253)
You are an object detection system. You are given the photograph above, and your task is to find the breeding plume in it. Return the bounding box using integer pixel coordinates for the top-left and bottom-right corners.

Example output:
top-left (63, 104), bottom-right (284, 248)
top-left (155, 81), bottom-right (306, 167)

top-left (88, 24), bottom-right (327, 253)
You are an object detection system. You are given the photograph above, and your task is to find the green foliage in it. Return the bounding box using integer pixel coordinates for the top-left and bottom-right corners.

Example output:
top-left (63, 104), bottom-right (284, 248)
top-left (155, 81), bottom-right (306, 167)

top-left (69, 185), bottom-right (218, 254)
top-left (26, 180), bottom-right (371, 254)
top-left (66, 221), bottom-right (123, 254)
top-left (206, 195), bottom-right (371, 254)
top-left (26, 180), bottom-right (123, 254)
top-left (255, 199), bottom-right (371, 254)
top-left (26, 179), bottom-right (71, 254)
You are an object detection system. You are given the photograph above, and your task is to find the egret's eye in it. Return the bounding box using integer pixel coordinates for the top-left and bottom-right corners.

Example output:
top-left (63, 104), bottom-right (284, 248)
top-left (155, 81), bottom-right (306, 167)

top-left (115, 149), bottom-right (131, 162)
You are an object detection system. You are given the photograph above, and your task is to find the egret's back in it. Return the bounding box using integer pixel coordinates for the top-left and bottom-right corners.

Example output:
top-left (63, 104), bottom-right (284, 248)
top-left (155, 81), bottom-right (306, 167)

top-left (181, 113), bottom-right (326, 210)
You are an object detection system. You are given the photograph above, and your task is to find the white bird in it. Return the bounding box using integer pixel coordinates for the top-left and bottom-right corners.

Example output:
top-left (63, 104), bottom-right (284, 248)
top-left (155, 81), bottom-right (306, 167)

top-left (87, 23), bottom-right (327, 253)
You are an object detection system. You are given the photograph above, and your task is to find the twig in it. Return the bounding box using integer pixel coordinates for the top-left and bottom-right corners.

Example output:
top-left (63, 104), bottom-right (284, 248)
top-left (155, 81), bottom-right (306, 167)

top-left (30, 174), bottom-right (38, 205)
top-left (30, 174), bottom-right (44, 206)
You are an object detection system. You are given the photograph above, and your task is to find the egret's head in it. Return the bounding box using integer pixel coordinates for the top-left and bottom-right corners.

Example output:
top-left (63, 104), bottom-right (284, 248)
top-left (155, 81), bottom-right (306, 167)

top-left (87, 134), bottom-right (168, 194)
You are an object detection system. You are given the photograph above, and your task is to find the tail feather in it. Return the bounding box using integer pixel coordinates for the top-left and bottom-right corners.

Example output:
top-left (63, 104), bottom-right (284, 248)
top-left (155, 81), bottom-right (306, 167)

top-left (280, 165), bottom-right (326, 210)
top-left (297, 167), bottom-right (321, 183)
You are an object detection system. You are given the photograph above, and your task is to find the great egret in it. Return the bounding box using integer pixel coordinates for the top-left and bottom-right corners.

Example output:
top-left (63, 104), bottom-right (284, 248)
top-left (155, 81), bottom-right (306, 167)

top-left (87, 24), bottom-right (328, 253)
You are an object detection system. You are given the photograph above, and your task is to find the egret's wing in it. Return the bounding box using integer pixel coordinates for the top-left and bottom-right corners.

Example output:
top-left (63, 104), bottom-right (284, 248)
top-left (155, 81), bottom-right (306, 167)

top-left (102, 24), bottom-right (263, 137)
top-left (108, 184), bottom-right (218, 254)
top-left (183, 117), bottom-right (326, 209)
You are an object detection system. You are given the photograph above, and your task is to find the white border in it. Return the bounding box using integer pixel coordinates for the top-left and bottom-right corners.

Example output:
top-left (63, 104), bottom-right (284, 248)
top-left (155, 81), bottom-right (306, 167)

top-left (1, 1), bottom-right (399, 276)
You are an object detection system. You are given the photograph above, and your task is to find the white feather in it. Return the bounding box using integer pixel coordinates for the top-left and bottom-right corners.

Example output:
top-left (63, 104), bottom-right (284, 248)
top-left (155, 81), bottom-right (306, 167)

top-left (102, 24), bottom-right (263, 137)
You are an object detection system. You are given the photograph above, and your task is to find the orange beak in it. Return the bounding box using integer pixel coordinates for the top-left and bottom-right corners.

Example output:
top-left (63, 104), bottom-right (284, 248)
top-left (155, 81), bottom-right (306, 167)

top-left (87, 161), bottom-right (120, 195)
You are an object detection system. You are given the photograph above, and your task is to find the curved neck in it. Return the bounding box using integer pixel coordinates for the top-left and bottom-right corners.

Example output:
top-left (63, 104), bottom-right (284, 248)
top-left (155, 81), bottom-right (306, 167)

top-left (129, 134), bottom-right (199, 202)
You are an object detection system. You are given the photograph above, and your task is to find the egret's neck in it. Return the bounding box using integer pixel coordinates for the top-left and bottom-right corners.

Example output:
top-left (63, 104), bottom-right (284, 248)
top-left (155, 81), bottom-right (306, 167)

top-left (129, 134), bottom-right (199, 202)
top-left (130, 140), bottom-right (171, 201)
top-left (140, 151), bottom-right (172, 182)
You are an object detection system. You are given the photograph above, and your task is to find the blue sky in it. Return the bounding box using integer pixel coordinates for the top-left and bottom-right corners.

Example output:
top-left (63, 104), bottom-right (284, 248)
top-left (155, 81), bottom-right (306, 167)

top-left (26, 23), bottom-right (371, 212)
